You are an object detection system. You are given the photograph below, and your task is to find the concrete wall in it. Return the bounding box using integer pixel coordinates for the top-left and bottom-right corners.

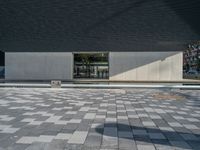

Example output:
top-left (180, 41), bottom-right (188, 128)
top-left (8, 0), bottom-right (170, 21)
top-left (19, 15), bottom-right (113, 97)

top-left (5, 52), bottom-right (183, 81)
top-left (5, 52), bottom-right (73, 80)
top-left (109, 52), bottom-right (183, 81)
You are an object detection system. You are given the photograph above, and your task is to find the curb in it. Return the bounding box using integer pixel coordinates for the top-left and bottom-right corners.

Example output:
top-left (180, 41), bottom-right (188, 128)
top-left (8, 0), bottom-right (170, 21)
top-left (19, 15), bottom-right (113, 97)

top-left (0, 83), bottom-right (200, 89)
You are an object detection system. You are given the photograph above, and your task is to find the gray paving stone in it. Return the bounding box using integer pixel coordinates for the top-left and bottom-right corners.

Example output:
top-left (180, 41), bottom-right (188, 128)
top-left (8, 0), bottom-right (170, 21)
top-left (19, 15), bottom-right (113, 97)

top-left (68, 131), bottom-right (88, 144)
top-left (84, 134), bottom-right (102, 148)
top-left (169, 141), bottom-right (192, 149)
top-left (180, 133), bottom-right (199, 141)
top-left (7, 144), bottom-right (29, 150)
top-left (118, 138), bottom-right (137, 150)
top-left (0, 88), bottom-right (199, 149)
top-left (142, 121), bottom-right (156, 127)
top-left (43, 139), bottom-right (67, 150)
top-left (102, 127), bottom-right (118, 149)
top-left (168, 122), bottom-right (183, 127)
top-left (187, 141), bottom-right (200, 150)
top-left (25, 142), bottom-right (48, 150)
top-left (137, 144), bottom-right (156, 150)
top-left (149, 133), bottom-right (166, 140)
top-left (54, 133), bottom-right (72, 140)
top-left (16, 136), bottom-right (38, 144)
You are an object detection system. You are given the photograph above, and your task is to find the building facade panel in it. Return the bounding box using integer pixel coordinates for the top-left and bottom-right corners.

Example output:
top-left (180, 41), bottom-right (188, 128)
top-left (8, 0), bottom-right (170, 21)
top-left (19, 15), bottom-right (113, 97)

top-left (5, 52), bottom-right (73, 80)
top-left (5, 52), bottom-right (182, 81)
top-left (109, 52), bottom-right (183, 81)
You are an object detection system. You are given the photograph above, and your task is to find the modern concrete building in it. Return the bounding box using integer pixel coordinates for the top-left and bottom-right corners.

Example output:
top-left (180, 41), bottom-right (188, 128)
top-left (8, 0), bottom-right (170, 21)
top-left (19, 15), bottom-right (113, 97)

top-left (0, 0), bottom-right (200, 81)
top-left (4, 52), bottom-right (182, 81)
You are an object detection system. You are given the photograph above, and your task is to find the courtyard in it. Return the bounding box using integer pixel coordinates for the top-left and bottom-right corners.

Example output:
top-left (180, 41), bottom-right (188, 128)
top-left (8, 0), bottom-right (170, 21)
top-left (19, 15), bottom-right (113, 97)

top-left (0, 88), bottom-right (199, 150)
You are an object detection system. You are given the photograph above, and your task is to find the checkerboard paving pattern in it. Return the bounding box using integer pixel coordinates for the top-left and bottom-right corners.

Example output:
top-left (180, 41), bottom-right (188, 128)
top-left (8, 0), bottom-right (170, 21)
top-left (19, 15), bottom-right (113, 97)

top-left (0, 88), bottom-right (199, 150)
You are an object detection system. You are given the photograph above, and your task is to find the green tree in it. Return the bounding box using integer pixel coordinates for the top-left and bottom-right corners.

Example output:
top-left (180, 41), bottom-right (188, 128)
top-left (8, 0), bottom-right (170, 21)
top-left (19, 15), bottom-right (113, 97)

top-left (81, 54), bottom-right (93, 77)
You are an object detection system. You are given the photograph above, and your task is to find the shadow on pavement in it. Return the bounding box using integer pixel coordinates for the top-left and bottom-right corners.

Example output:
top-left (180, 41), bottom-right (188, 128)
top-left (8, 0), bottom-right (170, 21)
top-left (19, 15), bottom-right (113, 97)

top-left (95, 123), bottom-right (200, 149)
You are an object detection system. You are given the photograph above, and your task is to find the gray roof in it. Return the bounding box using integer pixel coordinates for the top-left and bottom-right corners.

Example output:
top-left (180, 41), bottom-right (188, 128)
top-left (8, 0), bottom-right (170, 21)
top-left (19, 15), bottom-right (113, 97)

top-left (0, 0), bottom-right (200, 52)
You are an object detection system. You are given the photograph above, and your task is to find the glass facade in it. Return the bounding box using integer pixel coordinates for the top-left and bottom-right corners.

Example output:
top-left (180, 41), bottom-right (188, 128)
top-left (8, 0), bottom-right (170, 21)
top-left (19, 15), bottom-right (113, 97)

top-left (183, 41), bottom-right (200, 80)
top-left (74, 53), bottom-right (109, 79)
top-left (0, 51), bottom-right (5, 79)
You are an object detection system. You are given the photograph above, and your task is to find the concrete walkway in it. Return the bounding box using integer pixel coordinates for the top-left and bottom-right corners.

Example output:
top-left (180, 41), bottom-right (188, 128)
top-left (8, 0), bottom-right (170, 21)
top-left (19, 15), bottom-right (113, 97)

top-left (0, 88), bottom-right (199, 149)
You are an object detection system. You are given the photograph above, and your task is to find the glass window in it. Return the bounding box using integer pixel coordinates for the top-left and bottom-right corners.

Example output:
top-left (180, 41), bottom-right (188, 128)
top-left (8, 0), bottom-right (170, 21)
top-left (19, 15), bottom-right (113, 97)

top-left (74, 53), bottom-right (109, 79)
top-left (0, 51), bottom-right (5, 79)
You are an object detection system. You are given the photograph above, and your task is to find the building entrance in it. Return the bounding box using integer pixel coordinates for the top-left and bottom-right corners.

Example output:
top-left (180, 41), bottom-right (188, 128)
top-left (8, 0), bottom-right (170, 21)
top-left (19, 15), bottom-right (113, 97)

top-left (0, 51), bottom-right (5, 79)
top-left (73, 53), bottom-right (109, 79)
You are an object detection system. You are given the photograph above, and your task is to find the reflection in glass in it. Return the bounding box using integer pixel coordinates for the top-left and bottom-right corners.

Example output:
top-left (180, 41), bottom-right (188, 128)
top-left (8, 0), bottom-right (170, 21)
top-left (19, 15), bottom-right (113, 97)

top-left (74, 53), bottom-right (109, 79)
top-left (0, 51), bottom-right (5, 79)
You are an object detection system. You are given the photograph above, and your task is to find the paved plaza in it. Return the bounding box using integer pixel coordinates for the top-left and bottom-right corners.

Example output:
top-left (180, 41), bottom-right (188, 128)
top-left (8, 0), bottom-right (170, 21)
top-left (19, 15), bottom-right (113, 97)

top-left (0, 88), bottom-right (199, 150)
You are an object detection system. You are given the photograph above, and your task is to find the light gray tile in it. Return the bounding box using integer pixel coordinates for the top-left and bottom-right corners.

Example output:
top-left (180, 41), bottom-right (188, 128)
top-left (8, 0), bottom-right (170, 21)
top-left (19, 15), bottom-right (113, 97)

top-left (68, 131), bottom-right (88, 144)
